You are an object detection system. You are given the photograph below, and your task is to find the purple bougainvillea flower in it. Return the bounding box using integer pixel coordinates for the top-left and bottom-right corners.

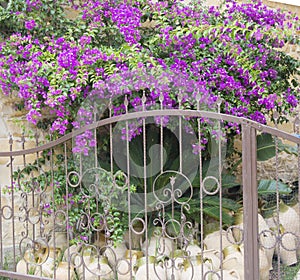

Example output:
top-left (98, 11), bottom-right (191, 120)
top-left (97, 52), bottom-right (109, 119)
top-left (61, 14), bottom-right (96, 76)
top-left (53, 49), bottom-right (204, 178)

top-left (25, 20), bottom-right (36, 30)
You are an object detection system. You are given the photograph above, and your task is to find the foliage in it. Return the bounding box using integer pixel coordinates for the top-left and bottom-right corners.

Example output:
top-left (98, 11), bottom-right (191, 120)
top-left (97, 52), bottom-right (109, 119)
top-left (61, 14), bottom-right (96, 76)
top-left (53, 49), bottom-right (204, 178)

top-left (257, 133), bottom-right (299, 161)
top-left (0, 0), bottom-right (76, 39)
top-left (0, 0), bottom-right (299, 139)
top-left (10, 146), bottom-right (135, 245)
top-left (280, 261), bottom-right (300, 280)
top-left (258, 179), bottom-right (292, 195)
top-left (0, 256), bottom-right (10, 280)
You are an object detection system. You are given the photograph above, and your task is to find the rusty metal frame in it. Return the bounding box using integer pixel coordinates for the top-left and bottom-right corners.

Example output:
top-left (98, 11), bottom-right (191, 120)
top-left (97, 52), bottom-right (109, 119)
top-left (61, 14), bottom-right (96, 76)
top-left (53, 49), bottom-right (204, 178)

top-left (242, 124), bottom-right (259, 280)
top-left (1, 110), bottom-right (299, 157)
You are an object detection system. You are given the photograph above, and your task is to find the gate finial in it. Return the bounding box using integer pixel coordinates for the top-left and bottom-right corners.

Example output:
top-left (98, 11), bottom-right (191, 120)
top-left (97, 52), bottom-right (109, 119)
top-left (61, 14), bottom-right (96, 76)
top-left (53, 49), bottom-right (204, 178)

top-left (216, 96), bottom-right (223, 114)
top-left (142, 91), bottom-right (147, 111)
top-left (9, 133), bottom-right (13, 146)
top-left (294, 115), bottom-right (300, 134)
top-left (273, 111), bottom-right (279, 128)
top-left (124, 95), bottom-right (129, 113)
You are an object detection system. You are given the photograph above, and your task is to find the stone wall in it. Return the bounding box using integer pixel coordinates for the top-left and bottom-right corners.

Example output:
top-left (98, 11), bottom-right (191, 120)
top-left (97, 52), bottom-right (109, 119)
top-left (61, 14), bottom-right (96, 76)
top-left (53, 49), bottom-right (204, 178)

top-left (0, 95), bottom-right (47, 261)
top-left (263, 0), bottom-right (300, 16)
top-left (0, 95), bottom-right (42, 185)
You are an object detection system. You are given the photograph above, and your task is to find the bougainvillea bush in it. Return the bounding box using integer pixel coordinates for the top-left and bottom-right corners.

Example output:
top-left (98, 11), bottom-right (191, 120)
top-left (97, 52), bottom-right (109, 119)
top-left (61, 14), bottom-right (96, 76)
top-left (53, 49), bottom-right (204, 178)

top-left (0, 0), bottom-right (299, 137)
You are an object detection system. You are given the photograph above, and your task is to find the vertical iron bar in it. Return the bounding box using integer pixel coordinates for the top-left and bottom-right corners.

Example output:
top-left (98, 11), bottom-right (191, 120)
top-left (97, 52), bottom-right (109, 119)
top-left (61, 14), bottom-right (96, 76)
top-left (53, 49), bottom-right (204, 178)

top-left (21, 135), bottom-right (29, 274)
top-left (295, 117), bottom-right (300, 241)
top-left (94, 108), bottom-right (98, 169)
top-left (124, 96), bottom-right (133, 279)
top-left (217, 103), bottom-right (223, 280)
top-left (93, 108), bottom-right (99, 217)
top-left (242, 124), bottom-right (259, 280)
top-left (109, 99), bottom-right (114, 176)
top-left (64, 142), bottom-right (70, 280)
top-left (94, 106), bottom-right (100, 226)
top-left (109, 99), bottom-right (114, 260)
top-left (142, 91), bottom-right (148, 278)
top-left (274, 113), bottom-right (281, 278)
top-left (197, 96), bottom-right (204, 280)
top-left (33, 132), bottom-right (39, 244)
top-left (274, 137), bottom-right (281, 278)
top-left (49, 132), bottom-right (56, 279)
top-left (160, 93), bottom-right (164, 174)
top-left (179, 117), bottom-right (182, 174)
top-left (79, 147), bottom-right (83, 280)
top-left (21, 133), bottom-right (26, 166)
top-left (9, 134), bottom-right (16, 271)
top-left (178, 93), bottom-right (182, 174)
top-left (21, 132), bottom-right (28, 272)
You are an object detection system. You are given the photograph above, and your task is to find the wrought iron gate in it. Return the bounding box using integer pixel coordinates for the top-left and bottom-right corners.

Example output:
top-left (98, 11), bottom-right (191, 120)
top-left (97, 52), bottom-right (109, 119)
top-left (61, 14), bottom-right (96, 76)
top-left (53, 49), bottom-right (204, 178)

top-left (0, 104), bottom-right (300, 280)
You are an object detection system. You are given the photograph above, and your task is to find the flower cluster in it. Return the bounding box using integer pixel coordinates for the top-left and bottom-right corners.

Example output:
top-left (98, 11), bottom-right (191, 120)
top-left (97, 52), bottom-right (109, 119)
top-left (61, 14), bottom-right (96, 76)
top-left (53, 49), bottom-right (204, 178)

top-left (24, 19), bottom-right (36, 30)
top-left (25, 0), bottom-right (42, 11)
top-left (110, 3), bottom-right (142, 45)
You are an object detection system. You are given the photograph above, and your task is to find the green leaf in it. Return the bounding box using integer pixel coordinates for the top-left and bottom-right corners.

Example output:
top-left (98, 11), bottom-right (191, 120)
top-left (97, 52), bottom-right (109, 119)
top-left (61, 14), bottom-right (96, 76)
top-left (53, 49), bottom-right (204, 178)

top-left (203, 196), bottom-right (241, 212)
top-left (257, 133), bottom-right (298, 161)
top-left (202, 206), bottom-right (234, 225)
top-left (193, 171), bottom-right (239, 191)
top-left (257, 133), bottom-right (275, 161)
top-left (222, 174), bottom-right (240, 189)
top-left (277, 141), bottom-right (298, 155)
top-left (258, 179), bottom-right (292, 195)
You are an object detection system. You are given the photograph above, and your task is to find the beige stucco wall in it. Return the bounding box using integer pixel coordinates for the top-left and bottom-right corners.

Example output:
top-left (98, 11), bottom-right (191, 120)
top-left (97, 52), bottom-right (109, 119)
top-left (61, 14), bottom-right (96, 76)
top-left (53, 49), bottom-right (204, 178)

top-left (263, 0), bottom-right (300, 16)
top-left (0, 94), bottom-right (40, 181)
top-left (0, 95), bottom-right (46, 259)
